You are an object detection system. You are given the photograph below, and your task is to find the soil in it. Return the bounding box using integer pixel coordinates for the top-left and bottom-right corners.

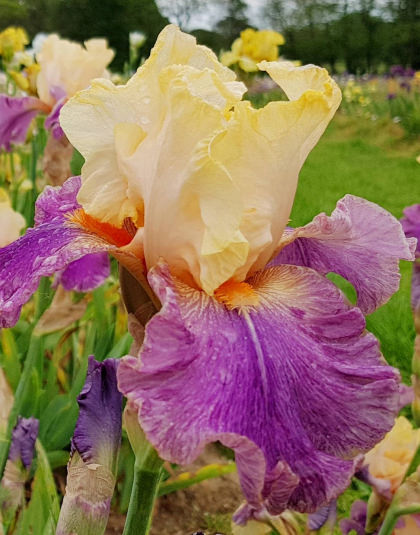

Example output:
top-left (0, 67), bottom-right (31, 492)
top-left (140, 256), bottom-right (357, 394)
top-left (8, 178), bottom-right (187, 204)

top-left (105, 445), bottom-right (243, 535)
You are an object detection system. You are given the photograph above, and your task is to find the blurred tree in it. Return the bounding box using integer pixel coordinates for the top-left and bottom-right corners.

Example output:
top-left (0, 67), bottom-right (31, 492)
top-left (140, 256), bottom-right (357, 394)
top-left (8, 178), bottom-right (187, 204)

top-left (214, 0), bottom-right (250, 49)
top-left (156, 0), bottom-right (204, 29)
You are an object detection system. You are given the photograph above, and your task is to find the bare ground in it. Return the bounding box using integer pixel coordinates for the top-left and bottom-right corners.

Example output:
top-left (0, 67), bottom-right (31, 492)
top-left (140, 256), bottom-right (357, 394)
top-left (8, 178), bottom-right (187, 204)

top-left (106, 445), bottom-right (242, 535)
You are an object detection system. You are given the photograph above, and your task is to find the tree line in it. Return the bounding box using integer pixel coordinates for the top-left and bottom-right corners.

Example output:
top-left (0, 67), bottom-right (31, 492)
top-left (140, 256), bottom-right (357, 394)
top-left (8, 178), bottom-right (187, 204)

top-left (0, 0), bottom-right (419, 72)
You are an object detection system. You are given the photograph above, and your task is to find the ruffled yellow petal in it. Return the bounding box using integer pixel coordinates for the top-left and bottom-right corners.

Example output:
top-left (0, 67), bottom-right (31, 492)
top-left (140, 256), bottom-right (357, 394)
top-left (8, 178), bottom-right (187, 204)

top-left (61, 26), bottom-right (340, 295)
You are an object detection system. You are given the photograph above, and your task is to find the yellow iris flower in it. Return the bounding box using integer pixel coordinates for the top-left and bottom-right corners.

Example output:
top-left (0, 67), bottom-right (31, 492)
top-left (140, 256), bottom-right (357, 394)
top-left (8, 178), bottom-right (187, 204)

top-left (0, 26), bottom-right (29, 61)
top-left (221, 28), bottom-right (285, 72)
top-left (364, 416), bottom-right (420, 493)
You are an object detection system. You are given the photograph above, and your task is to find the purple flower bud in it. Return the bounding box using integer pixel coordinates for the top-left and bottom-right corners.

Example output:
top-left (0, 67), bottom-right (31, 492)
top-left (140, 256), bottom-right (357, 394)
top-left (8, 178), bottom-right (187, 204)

top-left (56, 357), bottom-right (122, 535)
top-left (8, 417), bottom-right (39, 470)
top-left (0, 417), bottom-right (39, 522)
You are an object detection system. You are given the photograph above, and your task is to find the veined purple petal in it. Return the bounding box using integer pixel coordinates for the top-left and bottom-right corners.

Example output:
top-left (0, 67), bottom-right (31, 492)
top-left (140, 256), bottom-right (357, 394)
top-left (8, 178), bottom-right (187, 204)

top-left (0, 177), bottom-right (117, 327)
top-left (44, 97), bottom-right (66, 139)
top-left (0, 221), bottom-right (114, 327)
top-left (401, 204), bottom-right (420, 255)
top-left (308, 500), bottom-right (336, 530)
top-left (73, 356), bottom-right (122, 468)
top-left (34, 175), bottom-right (81, 225)
top-left (118, 262), bottom-right (400, 518)
top-left (8, 417), bottom-right (39, 469)
top-left (0, 95), bottom-right (47, 151)
top-left (58, 253), bottom-right (110, 292)
top-left (272, 195), bottom-right (416, 314)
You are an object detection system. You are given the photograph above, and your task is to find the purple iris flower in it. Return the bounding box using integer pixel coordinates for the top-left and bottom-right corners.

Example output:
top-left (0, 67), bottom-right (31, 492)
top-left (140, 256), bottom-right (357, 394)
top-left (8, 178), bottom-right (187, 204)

top-left (0, 175), bottom-right (416, 522)
top-left (56, 356), bottom-right (122, 535)
top-left (118, 196), bottom-right (415, 523)
top-left (0, 173), bottom-right (416, 523)
top-left (7, 416), bottom-right (39, 470)
top-left (0, 95), bottom-right (49, 151)
top-left (0, 417), bottom-right (39, 520)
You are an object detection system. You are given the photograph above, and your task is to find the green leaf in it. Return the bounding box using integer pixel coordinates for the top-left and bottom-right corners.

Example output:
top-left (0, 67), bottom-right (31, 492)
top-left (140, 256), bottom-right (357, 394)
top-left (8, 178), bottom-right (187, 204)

top-left (15, 440), bottom-right (59, 535)
top-left (38, 395), bottom-right (79, 451)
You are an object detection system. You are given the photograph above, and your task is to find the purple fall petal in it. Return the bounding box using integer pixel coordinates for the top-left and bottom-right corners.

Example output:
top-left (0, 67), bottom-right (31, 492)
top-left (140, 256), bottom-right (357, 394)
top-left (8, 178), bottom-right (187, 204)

top-left (73, 356), bottom-right (122, 468)
top-left (58, 253), bottom-right (110, 292)
top-left (8, 416), bottom-right (39, 469)
top-left (401, 204), bottom-right (420, 312)
top-left (0, 95), bottom-right (46, 151)
top-left (307, 500), bottom-right (336, 531)
top-left (0, 177), bottom-right (115, 327)
top-left (398, 383), bottom-right (414, 410)
top-left (0, 222), bottom-right (113, 327)
top-left (34, 175), bottom-right (81, 225)
top-left (118, 262), bottom-right (400, 519)
top-left (272, 195), bottom-right (416, 314)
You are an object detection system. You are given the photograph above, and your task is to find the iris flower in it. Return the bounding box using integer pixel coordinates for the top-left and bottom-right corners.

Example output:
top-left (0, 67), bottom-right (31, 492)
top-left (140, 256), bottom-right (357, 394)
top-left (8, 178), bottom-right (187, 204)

top-left (221, 28), bottom-right (285, 72)
top-left (0, 417), bottom-right (39, 522)
top-left (0, 25), bottom-right (416, 522)
top-left (0, 34), bottom-right (114, 151)
top-left (0, 27), bottom-right (28, 62)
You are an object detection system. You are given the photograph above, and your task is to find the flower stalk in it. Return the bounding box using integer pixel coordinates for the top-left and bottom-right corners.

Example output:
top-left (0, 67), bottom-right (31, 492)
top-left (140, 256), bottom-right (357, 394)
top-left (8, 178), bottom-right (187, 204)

top-left (122, 403), bottom-right (163, 535)
top-left (122, 445), bottom-right (163, 535)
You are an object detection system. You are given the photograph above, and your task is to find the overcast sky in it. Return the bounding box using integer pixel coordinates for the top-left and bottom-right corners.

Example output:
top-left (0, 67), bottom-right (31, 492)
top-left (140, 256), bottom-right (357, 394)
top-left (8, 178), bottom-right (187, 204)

top-left (157, 0), bottom-right (270, 31)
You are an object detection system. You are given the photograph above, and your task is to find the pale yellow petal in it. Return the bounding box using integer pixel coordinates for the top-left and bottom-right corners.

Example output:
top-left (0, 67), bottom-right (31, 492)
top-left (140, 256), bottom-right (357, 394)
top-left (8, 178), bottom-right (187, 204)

top-left (201, 66), bottom-right (341, 283)
top-left (238, 56), bottom-right (258, 72)
top-left (364, 416), bottom-right (420, 493)
top-left (61, 25), bottom-right (246, 230)
top-left (220, 50), bottom-right (239, 67)
top-left (60, 26), bottom-right (341, 296)
top-left (36, 34), bottom-right (114, 105)
top-left (0, 195), bottom-right (25, 247)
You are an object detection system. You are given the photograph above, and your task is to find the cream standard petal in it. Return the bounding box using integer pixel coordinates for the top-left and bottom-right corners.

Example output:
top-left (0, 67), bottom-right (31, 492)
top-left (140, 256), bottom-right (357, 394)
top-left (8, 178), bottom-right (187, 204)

top-left (197, 64), bottom-right (342, 284)
top-left (36, 34), bottom-right (114, 105)
top-left (61, 25), bottom-right (246, 229)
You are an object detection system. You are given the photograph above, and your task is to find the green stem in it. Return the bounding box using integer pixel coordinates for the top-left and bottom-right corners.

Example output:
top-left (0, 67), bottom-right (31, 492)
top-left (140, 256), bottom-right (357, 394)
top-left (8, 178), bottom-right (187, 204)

top-left (378, 506), bottom-right (420, 535)
top-left (122, 446), bottom-right (163, 535)
top-left (377, 508), bottom-right (399, 535)
top-left (0, 334), bottom-right (42, 478)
